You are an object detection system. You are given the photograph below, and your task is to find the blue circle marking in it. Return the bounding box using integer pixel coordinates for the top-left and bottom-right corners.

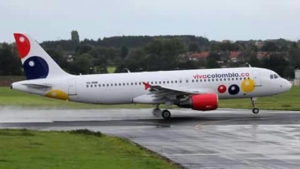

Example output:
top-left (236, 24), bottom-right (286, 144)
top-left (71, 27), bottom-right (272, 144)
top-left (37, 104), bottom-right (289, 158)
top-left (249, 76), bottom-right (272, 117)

top-left (23, 56), bottom-right (49, 80)
top-left (228, 84), bottom-right (240, 95)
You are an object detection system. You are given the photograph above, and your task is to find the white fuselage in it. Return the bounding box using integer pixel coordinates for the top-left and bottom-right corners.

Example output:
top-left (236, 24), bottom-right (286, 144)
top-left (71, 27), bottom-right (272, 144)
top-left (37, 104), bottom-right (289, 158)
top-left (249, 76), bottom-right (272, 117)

top-left (12, 67), bottom-right (292, 105)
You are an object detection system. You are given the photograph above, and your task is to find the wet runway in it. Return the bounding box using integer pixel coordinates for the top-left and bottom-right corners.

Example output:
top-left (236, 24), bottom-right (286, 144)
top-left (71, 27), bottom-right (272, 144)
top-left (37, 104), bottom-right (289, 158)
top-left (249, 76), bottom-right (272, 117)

top-left (1, 107), bottom-right (300, 169)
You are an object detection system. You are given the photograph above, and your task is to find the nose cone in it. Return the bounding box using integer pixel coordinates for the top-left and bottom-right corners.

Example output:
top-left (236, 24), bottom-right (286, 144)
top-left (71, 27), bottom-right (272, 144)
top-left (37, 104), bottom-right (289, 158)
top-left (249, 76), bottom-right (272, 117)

top-left (281, 79), bottom-right (292, 92)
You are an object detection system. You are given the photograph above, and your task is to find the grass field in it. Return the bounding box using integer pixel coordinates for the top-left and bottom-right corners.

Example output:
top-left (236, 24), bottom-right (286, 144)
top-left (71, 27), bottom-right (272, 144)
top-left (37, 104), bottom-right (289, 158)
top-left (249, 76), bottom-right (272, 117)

top-left (0, 87), bottom-right (152, 109)
top-left (0, 129), bottom-right (180, 169)
top-left (0, 87), bottom-right (299, 110)
top-left (219, 87), bottom-right (300, 111)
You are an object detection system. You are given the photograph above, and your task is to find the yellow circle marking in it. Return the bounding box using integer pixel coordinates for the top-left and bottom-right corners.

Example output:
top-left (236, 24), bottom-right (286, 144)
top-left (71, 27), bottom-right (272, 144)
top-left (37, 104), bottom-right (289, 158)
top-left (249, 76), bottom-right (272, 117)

top-left (241, 79), bottom-right (255, 92)
top-left (46, 90), bottom-right (69, 100)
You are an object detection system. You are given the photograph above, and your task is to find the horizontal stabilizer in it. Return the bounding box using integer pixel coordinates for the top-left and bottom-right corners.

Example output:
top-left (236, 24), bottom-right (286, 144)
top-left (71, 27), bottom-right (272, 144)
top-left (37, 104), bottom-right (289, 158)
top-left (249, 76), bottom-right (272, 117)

top-left (22, 83), bottom-right (52, 89)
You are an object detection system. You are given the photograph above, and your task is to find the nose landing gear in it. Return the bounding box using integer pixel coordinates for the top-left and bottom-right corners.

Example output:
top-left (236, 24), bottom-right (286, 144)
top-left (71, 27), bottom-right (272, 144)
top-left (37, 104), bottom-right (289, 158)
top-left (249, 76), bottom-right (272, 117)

top-left (251, 97), bottom-right (259, 114)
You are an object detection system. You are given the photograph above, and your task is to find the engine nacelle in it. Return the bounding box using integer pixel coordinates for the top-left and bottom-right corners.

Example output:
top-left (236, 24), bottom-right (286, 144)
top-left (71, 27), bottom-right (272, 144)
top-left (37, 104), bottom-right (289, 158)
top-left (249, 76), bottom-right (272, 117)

top-left (177, 93), bottom-right (218, 111)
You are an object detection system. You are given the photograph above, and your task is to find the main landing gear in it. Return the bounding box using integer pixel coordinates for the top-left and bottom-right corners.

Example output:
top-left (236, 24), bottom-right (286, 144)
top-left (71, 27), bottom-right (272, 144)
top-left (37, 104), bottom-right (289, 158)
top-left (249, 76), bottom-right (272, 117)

top-left (251, 97), bottom-right (259, 114)
top-left (152, 105), bottom-right (172, 120)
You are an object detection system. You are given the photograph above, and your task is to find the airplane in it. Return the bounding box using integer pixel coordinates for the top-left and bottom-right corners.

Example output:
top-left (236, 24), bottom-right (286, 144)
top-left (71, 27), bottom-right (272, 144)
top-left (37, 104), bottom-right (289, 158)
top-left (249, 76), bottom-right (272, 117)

top-left (11, 33), bottom-right (292, 119)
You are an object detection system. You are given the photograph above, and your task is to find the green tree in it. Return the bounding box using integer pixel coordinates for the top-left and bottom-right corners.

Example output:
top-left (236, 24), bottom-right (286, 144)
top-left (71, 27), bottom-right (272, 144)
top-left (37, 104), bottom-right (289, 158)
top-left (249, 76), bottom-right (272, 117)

top-left (262, 54), bottom-right (288, 76)
top-left (0, 43), bottom-right (22, 75)
top-left (72, 53), bottom-right (93, 74)
top-left (206, 52), bottom-right (220, 68)
top-left (71, 30), bottom-right (80, 46)
top-left (188, 42), bottom-right (199, 52)
top-left (248, 55), bottom-right (261, 67)
top-left (144, 38), bottom-right (186, 70)
top-left (46, 49), bottom-right (69, 72)
top-left (261, 42), bottom-right (279, 51)
top-left (120, 46), bottom-right (129, 59)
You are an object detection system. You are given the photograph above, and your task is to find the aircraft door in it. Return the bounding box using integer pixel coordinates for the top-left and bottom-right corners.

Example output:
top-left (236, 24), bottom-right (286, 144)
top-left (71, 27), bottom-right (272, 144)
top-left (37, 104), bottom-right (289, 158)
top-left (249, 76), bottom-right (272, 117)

top-left (252, 69), bottom-right (262, 87)
top-left (68, 78), bottom-right (77, 95)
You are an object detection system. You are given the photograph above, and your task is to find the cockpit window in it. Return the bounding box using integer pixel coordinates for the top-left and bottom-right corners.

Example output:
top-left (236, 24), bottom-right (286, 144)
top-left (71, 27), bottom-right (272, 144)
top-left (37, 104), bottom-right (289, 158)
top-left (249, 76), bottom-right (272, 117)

top-left (270, 74), bottom-right (279, 79)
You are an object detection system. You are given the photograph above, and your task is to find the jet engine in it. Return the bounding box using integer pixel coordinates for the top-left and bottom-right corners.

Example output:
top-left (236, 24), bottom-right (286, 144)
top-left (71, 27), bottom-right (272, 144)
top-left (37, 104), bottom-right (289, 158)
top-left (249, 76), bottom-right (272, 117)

top-left (176, 93), bottom-right (218, 111)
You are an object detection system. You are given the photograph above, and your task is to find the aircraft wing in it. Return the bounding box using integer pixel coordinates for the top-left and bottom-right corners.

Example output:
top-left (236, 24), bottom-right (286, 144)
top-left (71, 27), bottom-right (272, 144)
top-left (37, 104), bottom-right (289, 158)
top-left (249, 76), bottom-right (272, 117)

top-left (133, 82), bottom-right (214, 104)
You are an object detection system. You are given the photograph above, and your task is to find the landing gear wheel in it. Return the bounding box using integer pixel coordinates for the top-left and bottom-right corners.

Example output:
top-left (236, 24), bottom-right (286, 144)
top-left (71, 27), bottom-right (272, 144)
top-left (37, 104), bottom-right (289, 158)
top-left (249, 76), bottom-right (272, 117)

top-left (152, 108), bottom-right (162, 117)
top-left (162, 110), bottom-right (171, 120)
top-left (252, 108), bottom-right (259, 114)
top-left (250, 97), bottom-right (259, 115)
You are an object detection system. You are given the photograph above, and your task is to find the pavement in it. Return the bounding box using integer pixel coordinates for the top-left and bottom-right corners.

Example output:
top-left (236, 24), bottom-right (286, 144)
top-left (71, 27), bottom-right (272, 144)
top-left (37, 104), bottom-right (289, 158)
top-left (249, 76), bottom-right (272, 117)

top-left (1, 107), bottom-right (300, 169)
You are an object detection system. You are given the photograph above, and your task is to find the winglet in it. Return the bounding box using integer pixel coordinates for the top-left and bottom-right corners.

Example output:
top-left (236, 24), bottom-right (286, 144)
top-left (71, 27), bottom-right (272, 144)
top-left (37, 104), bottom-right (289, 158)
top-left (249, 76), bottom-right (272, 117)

top-left (143, 82), bottom-right (151, 90)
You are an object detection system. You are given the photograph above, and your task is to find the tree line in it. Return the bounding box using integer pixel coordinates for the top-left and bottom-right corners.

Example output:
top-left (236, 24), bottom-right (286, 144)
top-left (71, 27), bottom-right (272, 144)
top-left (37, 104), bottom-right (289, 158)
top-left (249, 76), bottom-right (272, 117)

top-left (0, 33), bottom-right (300, 79)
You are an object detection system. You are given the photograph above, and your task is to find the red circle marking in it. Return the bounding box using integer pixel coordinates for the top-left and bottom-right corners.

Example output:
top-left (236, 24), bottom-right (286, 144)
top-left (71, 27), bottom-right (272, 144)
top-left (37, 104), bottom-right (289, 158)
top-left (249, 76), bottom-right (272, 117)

top-left (218, 85), bottom-right (227, 93)
top-left (14, 33), bottom-right (30, 59)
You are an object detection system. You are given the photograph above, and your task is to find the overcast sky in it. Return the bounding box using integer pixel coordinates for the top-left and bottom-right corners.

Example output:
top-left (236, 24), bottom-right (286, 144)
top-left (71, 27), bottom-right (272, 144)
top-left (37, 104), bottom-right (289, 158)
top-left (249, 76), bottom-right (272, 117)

top-left (1, 0), bottom-right (300, 42)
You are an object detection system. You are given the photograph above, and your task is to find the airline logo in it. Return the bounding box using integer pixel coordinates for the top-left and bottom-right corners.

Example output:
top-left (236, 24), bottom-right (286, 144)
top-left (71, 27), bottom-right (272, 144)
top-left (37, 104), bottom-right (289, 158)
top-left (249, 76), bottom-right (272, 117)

top-left (192, 72), bottom-right (255, 95)
top-left (14, 33), bottom-right (49, 80)
top-left (193, 72), bottom-right (250, 79)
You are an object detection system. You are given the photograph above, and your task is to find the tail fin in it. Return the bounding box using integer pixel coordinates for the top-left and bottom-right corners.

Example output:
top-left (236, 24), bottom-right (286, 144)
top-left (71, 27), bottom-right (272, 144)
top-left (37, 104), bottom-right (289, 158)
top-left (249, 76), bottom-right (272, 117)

top-left (13, 33), bottom-right (70, 80)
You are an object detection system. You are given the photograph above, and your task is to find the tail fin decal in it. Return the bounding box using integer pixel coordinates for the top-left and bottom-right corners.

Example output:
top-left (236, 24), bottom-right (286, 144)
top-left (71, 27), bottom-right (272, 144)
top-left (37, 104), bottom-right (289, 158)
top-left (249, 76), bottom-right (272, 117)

top-left (13, 33), bottom-right (70, 80)
top-left (14, 34), bottom-right (31, 58)
top-left (23, 56), bottom-right (49, 79)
